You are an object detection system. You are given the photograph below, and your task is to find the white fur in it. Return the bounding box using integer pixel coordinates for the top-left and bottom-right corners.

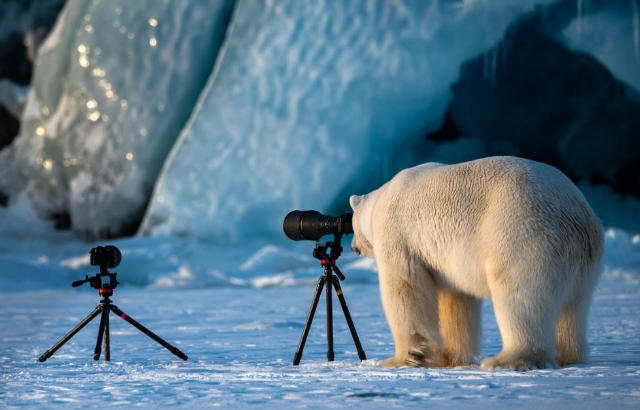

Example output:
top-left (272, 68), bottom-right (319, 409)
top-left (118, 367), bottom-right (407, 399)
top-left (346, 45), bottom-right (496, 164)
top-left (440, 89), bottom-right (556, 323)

top-left (349, 156), bottom-right (603, 370)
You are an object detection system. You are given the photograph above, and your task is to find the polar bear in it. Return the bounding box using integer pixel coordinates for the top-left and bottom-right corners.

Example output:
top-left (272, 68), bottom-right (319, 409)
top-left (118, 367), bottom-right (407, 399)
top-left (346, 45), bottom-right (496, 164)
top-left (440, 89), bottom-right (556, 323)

top-left (349, 156), bottom-right (603, 370)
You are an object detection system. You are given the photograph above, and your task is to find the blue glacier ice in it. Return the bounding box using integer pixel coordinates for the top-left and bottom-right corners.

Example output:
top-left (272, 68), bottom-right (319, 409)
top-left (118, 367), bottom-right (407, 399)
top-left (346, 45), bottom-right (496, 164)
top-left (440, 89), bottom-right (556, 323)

top-left (1, 0), bottom-right (638, 242)
top-left (0, 0), bottom-right (234, 237)
top-left (551, 0), bottom-right (640, 91)
top-left (140, 0), bottom-right (555, 241)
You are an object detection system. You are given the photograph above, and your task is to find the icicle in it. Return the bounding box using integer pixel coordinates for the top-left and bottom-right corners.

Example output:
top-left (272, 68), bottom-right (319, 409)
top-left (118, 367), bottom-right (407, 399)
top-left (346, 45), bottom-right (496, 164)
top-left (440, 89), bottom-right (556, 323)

top-left (577, 0), bottom-right (583, 38)
top-left (482, 43), bottom-right (501, 84)
top-left (632, 0), bottom-right (640, 59)
top-left (483, 51), bottom-right (490, 81)
top-left (500, 36), bottom-right (508, 75)
top-left (490, 45), bottom-right (499, 84)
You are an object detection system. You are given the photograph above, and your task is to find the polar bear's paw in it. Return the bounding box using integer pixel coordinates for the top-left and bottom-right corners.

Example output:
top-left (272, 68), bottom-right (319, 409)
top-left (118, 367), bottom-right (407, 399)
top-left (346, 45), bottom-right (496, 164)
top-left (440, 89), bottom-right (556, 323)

top-left (380, 341), bottom-right (448, 368)
top-left (480, 351), bottom-right (555, 371)
top-left (405, 342), bottom-right (448, 368)
top-left (380, 357), bottom-right (407, 368)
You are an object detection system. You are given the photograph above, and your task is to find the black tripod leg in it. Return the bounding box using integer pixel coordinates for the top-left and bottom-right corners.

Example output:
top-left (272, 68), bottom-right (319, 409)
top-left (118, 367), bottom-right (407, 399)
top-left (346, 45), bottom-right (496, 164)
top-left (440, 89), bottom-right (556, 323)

top-left (104, 309), bottom-right (110, 361)
top-left (332, 276), bottom-right (367, 361)
top-left (109, 305), bottom-right (188, 360)
top-left (293, 276), bottom-right (326, 365)
top-left (93, 305), bottom-right (109, 360)
top-left (38, 304), bottom-right (103, 362)
top-left (326, 272), bottom-right (334, 362)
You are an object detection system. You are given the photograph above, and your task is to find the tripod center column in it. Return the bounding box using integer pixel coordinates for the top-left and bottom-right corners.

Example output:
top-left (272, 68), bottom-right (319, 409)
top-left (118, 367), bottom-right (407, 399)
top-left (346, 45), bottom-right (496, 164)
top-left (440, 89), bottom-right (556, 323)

top-left (325, 266), bottom-right (334, 361)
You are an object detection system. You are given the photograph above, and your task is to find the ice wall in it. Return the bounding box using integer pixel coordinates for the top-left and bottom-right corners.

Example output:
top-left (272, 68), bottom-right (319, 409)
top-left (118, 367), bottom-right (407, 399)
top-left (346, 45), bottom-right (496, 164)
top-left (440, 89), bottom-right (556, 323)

top-left (140, 0), bottom-right (554, 241)
top-left (558, 1), bottom-right (640, 92)
top-left (426, 2), bottom-right (640, 230)
top-left (5, 0), bottom-right (635, 242)
top-left (0, 0), bottom-right (235, 237)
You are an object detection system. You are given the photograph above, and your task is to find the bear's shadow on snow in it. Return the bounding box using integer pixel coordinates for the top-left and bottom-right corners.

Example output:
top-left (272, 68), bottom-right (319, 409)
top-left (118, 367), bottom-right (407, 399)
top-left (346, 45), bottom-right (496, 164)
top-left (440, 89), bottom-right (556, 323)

top-left (346, 392), bottom-right (400, 398)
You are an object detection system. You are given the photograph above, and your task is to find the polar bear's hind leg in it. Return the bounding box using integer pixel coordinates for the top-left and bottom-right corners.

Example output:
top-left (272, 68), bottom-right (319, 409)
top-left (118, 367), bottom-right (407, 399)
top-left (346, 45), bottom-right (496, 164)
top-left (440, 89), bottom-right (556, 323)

top-left (555, 293), bottom-right (589, 366)
top-left (555, 206), bottom-right (603, 366)
top-left (481, 261), bottom-right (562, 371)
top-left (555, 261), bottom-right (600, 366)
top-left (437, 290), bottom-right (481, 366)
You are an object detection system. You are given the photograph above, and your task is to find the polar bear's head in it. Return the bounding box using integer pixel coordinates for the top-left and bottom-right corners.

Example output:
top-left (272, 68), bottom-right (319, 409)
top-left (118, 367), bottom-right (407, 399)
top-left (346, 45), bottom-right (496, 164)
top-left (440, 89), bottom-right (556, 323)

top-left (349, 194), bottom-right (374, 258)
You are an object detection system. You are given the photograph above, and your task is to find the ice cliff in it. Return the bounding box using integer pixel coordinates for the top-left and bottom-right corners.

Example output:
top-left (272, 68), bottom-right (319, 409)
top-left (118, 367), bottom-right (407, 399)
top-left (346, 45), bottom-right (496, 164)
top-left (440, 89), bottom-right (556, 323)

top-left (139, 0), bottom-right (558, 240)
top-left (0, 0), bottom-right (234, 236)
top-left (0, 0), bottom-right (638, 240)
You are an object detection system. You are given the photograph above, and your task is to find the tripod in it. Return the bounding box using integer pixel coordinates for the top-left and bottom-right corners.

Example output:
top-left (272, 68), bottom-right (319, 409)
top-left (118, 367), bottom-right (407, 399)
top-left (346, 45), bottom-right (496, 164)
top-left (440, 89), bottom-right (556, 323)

top-left (293, 232), bottom-right (366, 365)
top-left (38, 263), bottom-right (187, 362)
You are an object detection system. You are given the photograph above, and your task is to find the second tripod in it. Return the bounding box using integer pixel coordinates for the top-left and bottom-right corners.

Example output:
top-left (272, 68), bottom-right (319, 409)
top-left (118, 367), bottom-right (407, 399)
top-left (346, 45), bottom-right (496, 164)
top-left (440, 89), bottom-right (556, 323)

top-left (38, 245), bottom-right (187, 362)
top-left (293, 234), bottom-right (366, 365)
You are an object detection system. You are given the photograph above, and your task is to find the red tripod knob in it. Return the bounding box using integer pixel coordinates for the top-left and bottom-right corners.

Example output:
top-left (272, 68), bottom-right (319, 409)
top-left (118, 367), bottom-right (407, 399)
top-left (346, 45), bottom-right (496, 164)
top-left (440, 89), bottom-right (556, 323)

top-left (98, 288), bottom-right (113, 296)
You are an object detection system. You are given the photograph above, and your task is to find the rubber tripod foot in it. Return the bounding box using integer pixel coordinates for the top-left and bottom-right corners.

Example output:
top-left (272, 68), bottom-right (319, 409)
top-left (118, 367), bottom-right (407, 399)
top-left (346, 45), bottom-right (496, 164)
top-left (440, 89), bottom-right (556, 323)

top-left (293, 352), bottom-right (303, 366)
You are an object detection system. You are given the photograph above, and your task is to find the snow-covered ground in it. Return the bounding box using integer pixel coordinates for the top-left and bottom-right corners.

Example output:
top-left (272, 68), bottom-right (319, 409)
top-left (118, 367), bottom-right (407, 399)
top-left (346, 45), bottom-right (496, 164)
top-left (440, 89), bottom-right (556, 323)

top-left (1, 214), bottom-right (639, 408)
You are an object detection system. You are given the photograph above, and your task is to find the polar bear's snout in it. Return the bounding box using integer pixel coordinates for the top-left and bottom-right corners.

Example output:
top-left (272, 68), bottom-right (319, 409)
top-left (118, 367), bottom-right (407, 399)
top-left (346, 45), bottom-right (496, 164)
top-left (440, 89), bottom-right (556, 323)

top-left (351, 246), bottom-right (361, 255)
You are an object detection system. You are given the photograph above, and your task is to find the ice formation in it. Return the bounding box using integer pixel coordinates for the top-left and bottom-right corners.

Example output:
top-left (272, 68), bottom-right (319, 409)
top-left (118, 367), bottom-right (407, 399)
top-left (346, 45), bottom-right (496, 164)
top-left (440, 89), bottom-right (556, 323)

top-left (0, 0), bottom-right (234, 237)
top-left (1, 0), bottom-right (637, 241)
top-left (557, 0), bottom-right (640, 91)
top-left (140, 0), bottom-right (554, 241)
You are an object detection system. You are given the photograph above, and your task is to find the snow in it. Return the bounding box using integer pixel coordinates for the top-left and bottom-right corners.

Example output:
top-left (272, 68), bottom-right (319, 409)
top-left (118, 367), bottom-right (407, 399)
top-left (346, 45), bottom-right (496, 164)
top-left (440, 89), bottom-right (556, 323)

top-left (1, 198), bottom-right (639, 407)
top-left (1, 258), bottom-right (639, 407)
top-left (0, 282), bottom-right (636, 408)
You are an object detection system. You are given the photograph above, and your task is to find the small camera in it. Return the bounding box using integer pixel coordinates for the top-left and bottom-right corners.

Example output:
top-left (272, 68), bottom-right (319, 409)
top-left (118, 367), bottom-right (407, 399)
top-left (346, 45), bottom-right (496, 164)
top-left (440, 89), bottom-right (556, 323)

top-left (89, 245), bottom-right (122, 269)
top-left (283, 210), bottom-right (353, 242)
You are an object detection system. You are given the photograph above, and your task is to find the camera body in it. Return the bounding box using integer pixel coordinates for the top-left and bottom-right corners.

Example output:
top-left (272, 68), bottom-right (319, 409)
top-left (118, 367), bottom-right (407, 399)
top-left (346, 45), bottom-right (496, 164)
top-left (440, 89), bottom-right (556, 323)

top-left (283, 210), bottom-right (353, 242)
top-left (89, 245), bottom-right (122, 269)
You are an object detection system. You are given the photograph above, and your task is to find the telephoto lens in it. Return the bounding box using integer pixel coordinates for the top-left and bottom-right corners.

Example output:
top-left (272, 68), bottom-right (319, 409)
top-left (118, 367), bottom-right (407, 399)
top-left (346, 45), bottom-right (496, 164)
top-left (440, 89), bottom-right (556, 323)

top-left (283, 210), bottom-right (353, 241)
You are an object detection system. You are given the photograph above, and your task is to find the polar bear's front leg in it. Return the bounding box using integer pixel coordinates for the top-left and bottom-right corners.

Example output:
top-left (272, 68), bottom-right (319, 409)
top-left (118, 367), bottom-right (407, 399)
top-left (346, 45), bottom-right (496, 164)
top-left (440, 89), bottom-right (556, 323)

top-left (376, 251), bottom-right (445, 368)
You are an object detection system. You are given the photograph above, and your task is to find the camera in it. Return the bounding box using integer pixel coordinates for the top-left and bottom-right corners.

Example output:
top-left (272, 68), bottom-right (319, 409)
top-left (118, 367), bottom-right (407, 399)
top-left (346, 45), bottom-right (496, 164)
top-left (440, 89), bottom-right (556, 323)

top-left (89, 245), bottom-right (122, 269)
top-left (283, 209), bottom-right (367, 364)
top-left (283, 210), bottom-right (353, 241)
top-left (40, 244), bottom-right (188, 363)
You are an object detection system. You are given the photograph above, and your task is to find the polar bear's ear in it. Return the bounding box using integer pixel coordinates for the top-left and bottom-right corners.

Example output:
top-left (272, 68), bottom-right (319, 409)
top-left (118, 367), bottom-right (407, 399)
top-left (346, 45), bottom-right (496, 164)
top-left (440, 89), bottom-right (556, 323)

top-left (349, 195), bottom-right (362, 210)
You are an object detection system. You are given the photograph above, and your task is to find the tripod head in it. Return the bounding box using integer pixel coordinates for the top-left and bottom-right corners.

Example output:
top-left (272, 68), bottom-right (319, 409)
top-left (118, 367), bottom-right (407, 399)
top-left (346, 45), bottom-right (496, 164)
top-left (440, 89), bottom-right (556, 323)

top-left (313, 232), bottom-right (346, 280)
top-left (71, 271), bottom-right (119, 293)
